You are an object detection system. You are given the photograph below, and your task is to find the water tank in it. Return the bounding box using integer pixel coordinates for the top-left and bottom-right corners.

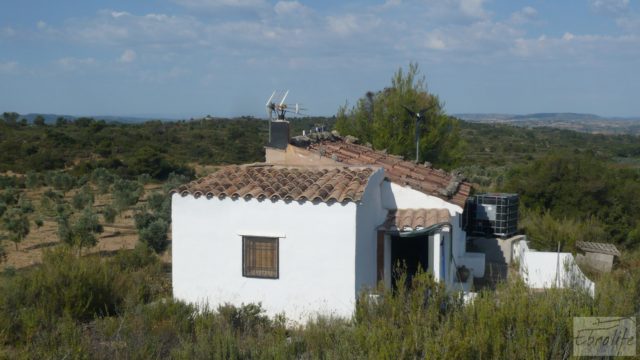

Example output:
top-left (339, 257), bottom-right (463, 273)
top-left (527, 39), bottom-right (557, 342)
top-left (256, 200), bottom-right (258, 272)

top-left (464, 193), bottom-right (519, 237)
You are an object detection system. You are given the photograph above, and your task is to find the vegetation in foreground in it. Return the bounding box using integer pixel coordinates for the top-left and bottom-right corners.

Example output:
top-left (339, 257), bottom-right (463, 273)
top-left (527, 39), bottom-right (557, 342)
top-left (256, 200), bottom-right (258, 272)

top-left (0, 250), bottom-right (637, 359)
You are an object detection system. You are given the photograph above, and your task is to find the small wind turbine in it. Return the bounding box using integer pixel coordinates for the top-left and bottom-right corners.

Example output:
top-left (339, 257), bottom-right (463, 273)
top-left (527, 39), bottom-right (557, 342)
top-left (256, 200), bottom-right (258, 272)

top-left (402, 104), bottom-right (436, 163)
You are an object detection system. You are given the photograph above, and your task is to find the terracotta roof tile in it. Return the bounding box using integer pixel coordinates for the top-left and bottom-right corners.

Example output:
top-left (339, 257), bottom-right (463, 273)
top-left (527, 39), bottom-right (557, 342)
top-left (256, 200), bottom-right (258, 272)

top-left (304, 140), bottom-right (471, 207)
top-left (380, 208), bottom-right (451, 232)
top-left (171, 165), bottom-right (375, 203)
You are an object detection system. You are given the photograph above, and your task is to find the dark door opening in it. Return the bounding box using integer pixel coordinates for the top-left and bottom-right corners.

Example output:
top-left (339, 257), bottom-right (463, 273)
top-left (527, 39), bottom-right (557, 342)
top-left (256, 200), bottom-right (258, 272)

top-left (391, 235), bottom-right (429, 289)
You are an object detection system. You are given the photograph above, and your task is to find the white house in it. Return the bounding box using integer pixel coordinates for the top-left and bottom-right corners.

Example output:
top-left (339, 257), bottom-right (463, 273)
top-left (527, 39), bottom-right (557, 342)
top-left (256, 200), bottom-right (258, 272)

top-left (171, 125), bottom-right (485, 320)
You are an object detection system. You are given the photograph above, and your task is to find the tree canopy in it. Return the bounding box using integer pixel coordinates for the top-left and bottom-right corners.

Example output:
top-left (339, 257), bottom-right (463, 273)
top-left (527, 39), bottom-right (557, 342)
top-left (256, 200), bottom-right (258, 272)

top-left (335, 63), bottom-right (464, 168)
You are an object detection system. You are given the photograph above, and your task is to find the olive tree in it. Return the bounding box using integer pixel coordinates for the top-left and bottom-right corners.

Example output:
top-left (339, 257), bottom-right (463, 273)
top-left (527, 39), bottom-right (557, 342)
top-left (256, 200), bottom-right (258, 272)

top-left (2, 207), bottom-right (30, 250)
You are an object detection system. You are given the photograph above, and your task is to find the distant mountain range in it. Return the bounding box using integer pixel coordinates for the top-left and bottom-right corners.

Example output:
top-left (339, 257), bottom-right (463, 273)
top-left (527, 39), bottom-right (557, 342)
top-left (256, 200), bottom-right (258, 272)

top-left (454, 112), bottom-right (640, 135)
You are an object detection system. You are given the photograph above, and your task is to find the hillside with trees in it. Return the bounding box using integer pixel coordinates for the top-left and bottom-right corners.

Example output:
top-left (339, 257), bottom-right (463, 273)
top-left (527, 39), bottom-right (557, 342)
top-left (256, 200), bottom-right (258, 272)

top-left (1, 75), bottom-right (640, 356)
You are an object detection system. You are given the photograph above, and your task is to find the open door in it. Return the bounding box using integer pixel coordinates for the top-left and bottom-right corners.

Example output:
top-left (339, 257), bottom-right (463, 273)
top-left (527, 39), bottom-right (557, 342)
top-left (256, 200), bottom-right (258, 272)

top-left (391, 234), bottom-right (429, 289)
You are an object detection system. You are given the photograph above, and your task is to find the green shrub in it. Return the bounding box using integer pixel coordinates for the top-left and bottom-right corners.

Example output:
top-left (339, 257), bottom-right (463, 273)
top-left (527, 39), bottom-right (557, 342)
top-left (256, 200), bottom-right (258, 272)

top-left (25, 171), bottom-right (42, 188)
top-left (18, 196), bottom-right (35, 213)
top-left (134, 211), bottom-right (157, 231)
top-left (2, 207), bottom-right (30, 250)
top-left (0, 246), bottom-right (168, 347)
top-left (112, 178), bottom-right (143, 212)
top-left (71, 185), bottom-right (94, 210)
top-left (139, 218), bottom-right (169, 253)
top-left (51, 172), bottom-right (75, 194)
top-left (147, 192), bottom-right (171, 222)
top-left (91, 168), bottom-right (115, 194)
top-left (0, 187), bottom-right (19, 206)
top-left (102, 205), bottom-right (117, 224)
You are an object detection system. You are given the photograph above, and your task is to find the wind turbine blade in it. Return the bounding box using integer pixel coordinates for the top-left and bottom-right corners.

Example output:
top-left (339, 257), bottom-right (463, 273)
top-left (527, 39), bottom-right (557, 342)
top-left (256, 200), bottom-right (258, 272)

top-left (266, 91), bottom-right (276, 107)
top-left (401, 105), bottom-right (416, 117)
top-left (280, 90), bottom-right (289, 106)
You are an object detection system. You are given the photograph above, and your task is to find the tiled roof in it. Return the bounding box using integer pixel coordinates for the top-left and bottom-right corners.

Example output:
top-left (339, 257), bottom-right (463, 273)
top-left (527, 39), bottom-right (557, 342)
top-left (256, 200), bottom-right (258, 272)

top-left (301, 140), bottom-right (471, 207)
top-left (171, 165), bottom-right (375, 203)
top-left (380, 208), bottom-right (451, 232)
top-left (576, 241), bottom-right (621, 257)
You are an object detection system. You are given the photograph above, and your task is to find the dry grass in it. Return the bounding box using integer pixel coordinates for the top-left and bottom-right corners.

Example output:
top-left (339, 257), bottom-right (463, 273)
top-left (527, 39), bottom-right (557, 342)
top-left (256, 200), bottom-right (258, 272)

top-left (1, 184), bottom-right (171, 271)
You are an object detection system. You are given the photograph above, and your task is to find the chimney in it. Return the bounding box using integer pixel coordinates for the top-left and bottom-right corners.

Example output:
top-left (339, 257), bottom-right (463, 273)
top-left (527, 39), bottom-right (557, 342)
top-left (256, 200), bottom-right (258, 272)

top-left (268, 120), bottom-right (290, 149)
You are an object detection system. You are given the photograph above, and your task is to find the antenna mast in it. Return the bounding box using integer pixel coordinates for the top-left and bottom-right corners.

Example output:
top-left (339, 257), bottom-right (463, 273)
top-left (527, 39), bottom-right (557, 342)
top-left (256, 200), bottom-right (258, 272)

top-left (265, 90), bottom-right (306, 143)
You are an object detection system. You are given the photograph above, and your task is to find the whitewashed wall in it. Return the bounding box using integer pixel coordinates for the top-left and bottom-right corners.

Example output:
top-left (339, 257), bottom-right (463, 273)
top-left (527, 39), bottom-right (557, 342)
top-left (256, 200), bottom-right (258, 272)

top-left (381, 181), bottom-right (463, 216)
top-left (172, 193), bottom-right (359, 321)
top-left (512, 239), bottom-right (595, 296)
top-left (354, 169), bottom-right (388, 292)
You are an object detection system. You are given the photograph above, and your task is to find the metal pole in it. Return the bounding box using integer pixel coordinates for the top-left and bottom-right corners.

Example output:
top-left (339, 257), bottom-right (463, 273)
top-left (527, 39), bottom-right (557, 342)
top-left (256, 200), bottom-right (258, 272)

top-left (415, 115), bottom-right (420, 163)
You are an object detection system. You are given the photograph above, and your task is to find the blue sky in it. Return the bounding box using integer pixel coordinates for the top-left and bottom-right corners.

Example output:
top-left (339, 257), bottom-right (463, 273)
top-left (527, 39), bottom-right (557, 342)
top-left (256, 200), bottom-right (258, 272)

top-left (1, 0), bottom-right (639, 118)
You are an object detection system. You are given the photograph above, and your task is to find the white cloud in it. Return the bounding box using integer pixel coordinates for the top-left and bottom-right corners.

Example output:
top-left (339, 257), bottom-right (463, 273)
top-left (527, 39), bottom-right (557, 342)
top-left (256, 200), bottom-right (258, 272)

top-left (510, 6), bottom-right (538, 24)
top-left (33, 2), bottom-right (640, 74)
top-left (37, 21), bottom-right (47, 29)
top-left (56, 57), bottom-right (96, 71)
top-left (68, 10), bottom-right (200, 47)
top-left (425, 34), bottom-right (446, 50)
top-left (173, 0), bottom-right (266, 8)
top-left (111, 11), bottom-right (130, 18)
top-left (458, 0), bottom-right (489, 19)
top-left (0, 61), bottom-right (18, 74)
top-left (589, 0), bottom-right (629, 15)
top-left (617, 15), bottom-right (640, 31)
top-left (511, 32), bottom-right (640, 60)
top-left (382, 0), bottom-right (402, 8)
top-left (1, 26), bottom-right (16, 37)
top-left (139, 66), bottom-right (190, 83)
top-left (326, 14), bottom-right (381, 36)
top-left (118, 49), bottom-right (137, 63)
top-left (274, 1), bottom-right (310, 17)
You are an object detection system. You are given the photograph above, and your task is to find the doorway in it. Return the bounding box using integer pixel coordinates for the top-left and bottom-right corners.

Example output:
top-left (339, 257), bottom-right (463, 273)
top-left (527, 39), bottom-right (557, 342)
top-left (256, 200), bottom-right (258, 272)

top-left (390, 235), bottom-right (429, 289)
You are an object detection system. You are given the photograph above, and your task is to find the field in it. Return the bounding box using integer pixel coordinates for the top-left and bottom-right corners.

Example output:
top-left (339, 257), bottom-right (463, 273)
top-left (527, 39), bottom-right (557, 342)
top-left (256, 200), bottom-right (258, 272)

top-left (1, 183), bottom-right (171, 271)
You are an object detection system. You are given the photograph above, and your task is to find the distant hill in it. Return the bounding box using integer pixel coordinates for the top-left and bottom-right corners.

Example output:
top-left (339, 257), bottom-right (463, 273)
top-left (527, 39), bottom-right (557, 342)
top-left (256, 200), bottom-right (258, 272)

top-left (454, 112), bottom-right (640, 135)
top-left (12, 113), bottom-right (181, 124)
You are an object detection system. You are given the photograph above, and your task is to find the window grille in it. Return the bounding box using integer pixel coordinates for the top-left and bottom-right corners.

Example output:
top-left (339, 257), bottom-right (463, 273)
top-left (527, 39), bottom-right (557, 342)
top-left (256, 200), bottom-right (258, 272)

top-left (242, 236), bottom-right (279, 279)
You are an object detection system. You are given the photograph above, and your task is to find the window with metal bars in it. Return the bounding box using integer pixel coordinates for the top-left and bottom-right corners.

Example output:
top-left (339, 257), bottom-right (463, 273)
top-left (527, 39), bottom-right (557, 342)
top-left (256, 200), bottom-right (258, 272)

top-left (242, 236), bottom-right (279, 279)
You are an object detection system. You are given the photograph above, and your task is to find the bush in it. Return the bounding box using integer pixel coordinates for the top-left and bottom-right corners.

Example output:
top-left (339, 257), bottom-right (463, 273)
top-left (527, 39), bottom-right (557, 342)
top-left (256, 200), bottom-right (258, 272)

top-left (2, 207), bottom-right (30, 250)
top-left (0, 187), bottom-right (19, 206)
top-left (112, 178), bottom-right (143, 212)
top-left (147, 192), bottom-right (171, 222)
top-left (139, 218), bottom-right (169, 253)
top-left (91, 168), bottom-right (115, 194)
top-left (71, 185), bottom-right (94, 210)
top-left (51, 172), bottom-right (75, 194)
top-left (0, 246), bottom-right (168, 347)
top-left (18, 196), bottom-right (35, 213)
top-left (102, 205), bottom-right (117, 224)
top-left (25, 171), bottom-right (42, 188)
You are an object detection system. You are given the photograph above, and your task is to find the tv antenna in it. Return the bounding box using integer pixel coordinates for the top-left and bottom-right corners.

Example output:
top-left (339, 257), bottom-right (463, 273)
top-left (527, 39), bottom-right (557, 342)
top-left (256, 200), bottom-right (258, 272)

top-left (402, 104), bottom-right (436, 164)
top-left (266, 90), bottom-right (306, 121)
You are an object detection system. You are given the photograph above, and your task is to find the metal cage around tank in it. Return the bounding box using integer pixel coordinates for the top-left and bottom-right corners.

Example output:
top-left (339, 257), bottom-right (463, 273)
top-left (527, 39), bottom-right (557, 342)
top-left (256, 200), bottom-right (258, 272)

top-left (463, 193), bottom-right (519, 237)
